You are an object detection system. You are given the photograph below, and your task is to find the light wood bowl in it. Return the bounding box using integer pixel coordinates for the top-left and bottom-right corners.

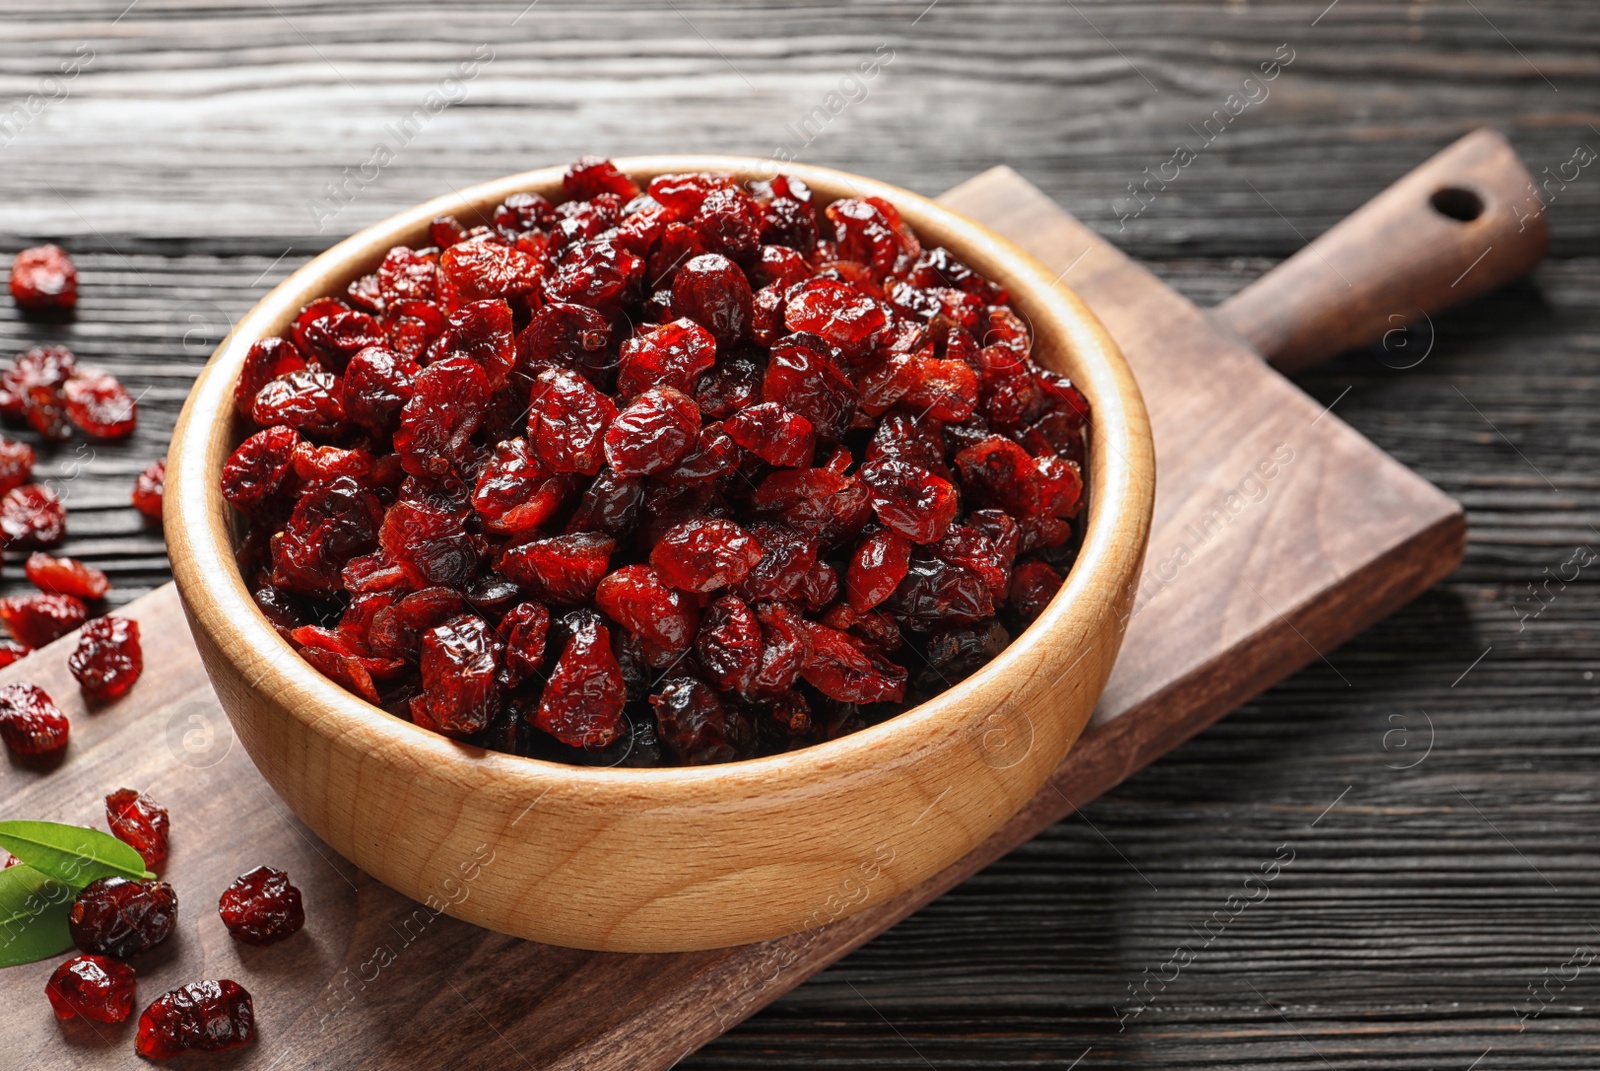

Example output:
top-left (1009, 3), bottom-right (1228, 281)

top-left (165, 157), bottom-right (1155, 953)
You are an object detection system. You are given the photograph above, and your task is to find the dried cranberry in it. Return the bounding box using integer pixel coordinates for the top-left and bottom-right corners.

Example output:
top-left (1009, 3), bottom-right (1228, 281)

top-left (440, 299), bottom-right (517, 390)
top-left (651, 518), bottom-right (764, 593)
top-left (672, 253), bottom-right (753, 347)
top-left (651, 677), bottom-right (751, 764)
top-left (105, 788), bottom-right (169, 869)
top-left (0, 638), bottom-right (30, 666)
top-left (394, 356), bottom-right (488, 477)
top-left (886, 556), bottom-right (995, 630)
top-left (565, 155), bottom-right (641, 201)
top-left (1008, 560), bottom-right (1063, 621)
top-left (764, 332), bottom-right (857, 442)
top-left (535, 610), bottom-right (625, 748)
top-left (0, 435), bottom-right (34, 496)
top-left (544, 239), bottom-right (643, 313)
top-left (25, 552), bottom-right (108, 599)
top-left (10, 244), bottom-right (77, 312)
top-left (60, 372), bottom-right (137, 439)
top-left (132, 457), bottom-right (165, 519)
top-left (439, 234), bottom-right (542, 305)
top-left (695, 595), bottom-right (761, 695)
top-left (380, 499), bottom-right (478, 589)
top-left (252, 369), bottom-right (345, 438)
top-left (801, 621), bottom-right (907, 703)
top-left (46, 954), bottom-right (136, 1024)
top-left (846, 529), bottom-right (912, 611)
top-left (222, 426), bottom-right (299, 517)
top-left (69, 877), bottom-right (177, 959)
top-left (604, 386), bottom-right (701, 476)
top-left (693, 186), bottom-right (763, 259)
top-left (784, 278), bottom-right (886, 361)
top-left (595, 564), bottom-right (701, 655)
top-left (218, 865), bottom-right (305, 946)
top-left (343, 346), bottom-right (414, 436)
top-left (496, 600), bottom-right (550, 685)
top-left (528, 367), bottom-right (616, 475)
top-left (0, 681), bottom-right (68, 755)
top-left (725, 402), bottom-right (814, 467)
top-left (0, 343), bottom-right (75, 420)
top-left (499, 531), bottom-right (615, 603)
top-left (269, 476), bottom-right (384, 597)
top-left (519, 302), bottom-right (613, 383)
top-left (0, 593), bottom-right (86, 647)
top-left (616, 318), bottom-right (716, 398)
top-left (69, 616), bottom-right (143, 701)
top-left (858, 459), bottom-right (959, 544)
top-left (418, 614), bottom-right (499, 734)
top-left (135, 980), bottom-right (255, 1059)
top-left (0, 483), bottom-right (64, 549)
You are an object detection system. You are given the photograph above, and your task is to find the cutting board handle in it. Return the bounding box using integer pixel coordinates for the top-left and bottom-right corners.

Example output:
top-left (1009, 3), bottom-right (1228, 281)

top-left (1213, 128), bottom-right (1549, 372)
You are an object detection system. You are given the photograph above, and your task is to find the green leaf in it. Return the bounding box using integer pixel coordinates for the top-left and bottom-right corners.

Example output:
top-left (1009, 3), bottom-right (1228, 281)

top-left (0, 864), bottom-right (75, 967)
top-left (0, 820), bottom-right (155, 888)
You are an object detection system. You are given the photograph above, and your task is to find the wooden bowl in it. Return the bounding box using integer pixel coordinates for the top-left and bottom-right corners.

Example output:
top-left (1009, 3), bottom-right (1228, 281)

top-left (165, 157), bottom-right (1154, 952)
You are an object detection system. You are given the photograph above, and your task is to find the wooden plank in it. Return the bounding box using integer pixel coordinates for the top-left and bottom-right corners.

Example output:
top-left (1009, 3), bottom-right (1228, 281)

top-left (0, 169), bottom-right (1464, 1069)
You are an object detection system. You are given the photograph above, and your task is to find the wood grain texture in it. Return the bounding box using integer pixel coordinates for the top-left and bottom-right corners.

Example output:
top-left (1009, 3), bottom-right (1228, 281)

top-left (0, 2), bottom-right (1594, 1066)
top-left (0, 168), bottom-right (1468, 1068)
top-left (1215, 129), bottom-right (1550, 371)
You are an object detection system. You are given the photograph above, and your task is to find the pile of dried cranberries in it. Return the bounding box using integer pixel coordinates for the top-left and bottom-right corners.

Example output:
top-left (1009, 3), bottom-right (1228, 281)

top-left (223, 156), bottom-right (1089, 767)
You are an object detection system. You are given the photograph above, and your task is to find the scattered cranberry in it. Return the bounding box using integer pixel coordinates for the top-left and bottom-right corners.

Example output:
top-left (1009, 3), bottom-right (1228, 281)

top-left (132, 457), bottom-right (165, 519)
top-left (0, 681), bottom-right (68, 756)
top-left (0, 435), bottom-right (35, 496)
top-left (68, 876), bottom-right (177, 959)
top-left (0, 638), bottom-right (31, 667)
top-left (63, 373), bottom-right (137, 439)
top-left (69, 616), bottom-right (142, 701)
top-left (9, 244), bottom-right (77, 313)
top-left (218, 865), bottom-right (304, 946)
top-left (134, 980), bottom-right (255, 1059)
top-left (223, 158), bottom-right (1090, 766)
top-left (25, 553), bottom-right (109, 599)
top-left (45, 954), bottom-right (137, 1024)
top-left (0, 484), bottom-right (66, 547)
top-left (0, 592), bottom-right (86, 647)
top-left (105, 788), bottom-right (169, 870)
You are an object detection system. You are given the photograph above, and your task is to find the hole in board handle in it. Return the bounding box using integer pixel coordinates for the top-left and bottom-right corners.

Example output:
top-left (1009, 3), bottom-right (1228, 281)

top-left (1429, 186), bottom-right (1484, 222)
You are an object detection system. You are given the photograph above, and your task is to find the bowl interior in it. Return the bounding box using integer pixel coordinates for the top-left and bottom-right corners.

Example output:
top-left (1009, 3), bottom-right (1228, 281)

top-left (170, 155), bottom-right (1150, 790)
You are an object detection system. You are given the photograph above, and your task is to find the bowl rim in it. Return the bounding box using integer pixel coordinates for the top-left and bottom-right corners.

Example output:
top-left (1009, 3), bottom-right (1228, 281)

top-left (166, 155), bottom-right (1153, 792)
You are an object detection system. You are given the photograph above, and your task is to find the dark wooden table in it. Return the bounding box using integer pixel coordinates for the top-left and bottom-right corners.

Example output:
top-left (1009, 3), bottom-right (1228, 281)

top-left (2, 2), bottom-right (1597, 1066)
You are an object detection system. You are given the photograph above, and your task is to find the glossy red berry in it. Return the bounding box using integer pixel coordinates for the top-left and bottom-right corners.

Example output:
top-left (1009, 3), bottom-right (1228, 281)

top-left (218, 866), bottom-right (305, 946)
top-left (0, 435), bottom-right (35, 496)
top-left (535, 611), bottom-right (625, 748)
top-left (46, 954), bottom-right (136, 1023)
top-left (10, 244), bottom-right (77, 312)
top-left (604, 386), bottom-right (701, 476)
top-left (69, 616), bottom-right (143, 701)
top-left (595, 564), bottom-right (701, 655)
top-left (63, 373), bottom-right (137, 439)
top-left (69, 877), bottom-right (177, 959)
top-left (132, 457), bottom-right (165, 519)
top-left (25, 552), bottom-right (109, 599)
top-left (0, 484), bottom-right (67, 548)
top-left (105, 788), bottom-right (169, 870)
top-left (0, 592), bottom-right (86, 647)
top-left (135, 980), bottom-right (255, 1059)
top-left (418, 614), bottom-right (499, 735)
top-left (0, 681), bottom-right (68, 755)
top-left (651, 519), bottom-right (765, 593)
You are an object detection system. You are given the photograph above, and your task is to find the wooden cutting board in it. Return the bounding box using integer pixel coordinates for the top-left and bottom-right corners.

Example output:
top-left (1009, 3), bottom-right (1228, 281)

top-left (0, 132), bottom-right (1539, 1069)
